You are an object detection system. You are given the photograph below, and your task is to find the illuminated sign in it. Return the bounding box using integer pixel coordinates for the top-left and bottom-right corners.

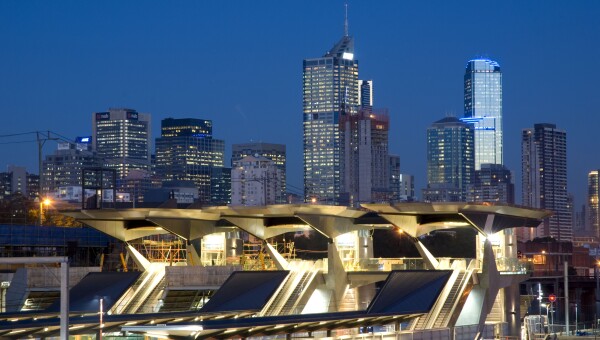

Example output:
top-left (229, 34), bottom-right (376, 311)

top-left (76, 136), bottom-right (92, 144)
top-left (96, 112), bottom-right (110, 120)
top-left (126, 111), bottom-right (139, 120)
top-left (342, 52), bottom-right (354, 60)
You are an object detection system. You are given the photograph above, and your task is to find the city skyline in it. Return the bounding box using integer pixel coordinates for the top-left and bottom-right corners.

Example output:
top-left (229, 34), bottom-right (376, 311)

top-left (1, 1), bottom-right (599, 206)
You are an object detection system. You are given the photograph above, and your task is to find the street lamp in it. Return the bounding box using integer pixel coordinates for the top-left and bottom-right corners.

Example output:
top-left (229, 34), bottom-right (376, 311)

top-left (39, 198), bottom-right (51, 226)
top-left (99, 297), bottom-right (104, 340)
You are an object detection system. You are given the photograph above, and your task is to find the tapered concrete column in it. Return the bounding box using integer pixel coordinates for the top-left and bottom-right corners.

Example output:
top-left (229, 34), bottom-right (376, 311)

top-left (504, 284), bottom-right (521, 337)
top-left (327, 242), bottom-right (347, 311)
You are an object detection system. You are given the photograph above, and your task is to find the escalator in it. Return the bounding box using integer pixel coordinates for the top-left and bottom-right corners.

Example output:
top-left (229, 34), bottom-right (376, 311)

top-left (109, 264), bottom-right (166, 315)
top-left (122, 269), bottom-right (165, 314)
top-left (261, 261), bottom-right (321, 316)
top-left (432, 271), bottom-right (467, 328)
top-left (411, 262), bottom-right (473, 330)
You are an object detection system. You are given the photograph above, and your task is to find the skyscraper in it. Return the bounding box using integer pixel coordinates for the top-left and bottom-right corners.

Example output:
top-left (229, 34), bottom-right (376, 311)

top-left (93, 108), bottom-right (151, 179)
top-left (521, 123), bottom-right (571, 241)
top-left (303, 24), bottom-right (358, 204)
top-left (340, 108), bottom-right (389, 206)
top-left (155, 118), bottom-right (225, 204)
top-left (461, 59), bottom-right (503, 170)
top-left (231, 142), bottom-right (286, 203)
top-left (589, 170), bottom-right (599, 238)
top-left (423, 117), bottom-right (474, 202)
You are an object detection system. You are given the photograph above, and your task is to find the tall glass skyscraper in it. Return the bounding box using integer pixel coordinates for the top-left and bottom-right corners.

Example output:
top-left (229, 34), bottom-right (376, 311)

top-left (461, 59), bottom-right (503, 170)
top-left (92, 108), bottom-right (151, 179)
top-left (155, 118), bottom-right (225, 204)
top-left (423, 117), bottom-right (474, 202)
top-left (303, 31), bottom-right (358, 204)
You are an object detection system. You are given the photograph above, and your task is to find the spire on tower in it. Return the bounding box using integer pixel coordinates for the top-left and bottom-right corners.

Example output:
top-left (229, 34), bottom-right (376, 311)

top-left (344, 3), bottom-right (349, 37)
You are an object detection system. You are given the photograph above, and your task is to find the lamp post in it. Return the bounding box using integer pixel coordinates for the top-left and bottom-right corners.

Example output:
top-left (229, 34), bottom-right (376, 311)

top-left (99, 297), bottom-right (104, 340)
top-left (538, 283), bottom-right (544, 334)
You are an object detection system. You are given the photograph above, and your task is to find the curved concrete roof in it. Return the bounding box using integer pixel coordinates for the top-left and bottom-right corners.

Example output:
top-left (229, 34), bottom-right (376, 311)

top-left (63, 203), bottom-right (551, 242)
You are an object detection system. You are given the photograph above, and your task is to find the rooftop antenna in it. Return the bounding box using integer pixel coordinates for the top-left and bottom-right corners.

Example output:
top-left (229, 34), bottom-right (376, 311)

top-left (344, 3), bottom-right (349, 36)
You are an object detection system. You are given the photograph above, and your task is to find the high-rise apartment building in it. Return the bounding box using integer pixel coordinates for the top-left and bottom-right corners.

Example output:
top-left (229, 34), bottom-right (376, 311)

top-left (231, 155), bottom-right (282, 206)
top-left (423, 117), bottom-right (474, 202)
top-left (461, 59), bottom-right (503, 170)
top-left (340, 108), bottom-right (389, 206)
top-left (303, 28), bottom-right (358, 204)
top-left (521, 123), bottom-right (571, 241)
top-left (589, 170), bottom-right (600, 238)
top-left (467, 164), bottom-right (514, 204)
top-left (231, 142), bottom-right (286, 203)
top-left (155, 118), bottom-right (225, 204)
top-left (92, 108), bottom-right (151, 179)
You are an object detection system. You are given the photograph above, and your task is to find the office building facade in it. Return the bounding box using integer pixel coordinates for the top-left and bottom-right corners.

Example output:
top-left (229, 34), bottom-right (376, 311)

top-left (461, 59), bottom-right (503, 170)
top-left (303, 31), bottom-right (358, 204)
top-left (389, 155), bottom-right (401, 202)
top-left (521, 123), bottom-right (571, 241)
top-left (423, 117), bottom-right (474, 202)
top-left (155, 118), bottom-right (225, 204)
top-left (467, 164), bottom-right (514, 204)
top-left (92, 108), bottom-right (151, 179)
top-left (232, 142), bottom-right (286, 203)
top-left (211, 167), bottom-right (232, 206)
top-left (42, 140), bottom-right (101, 199)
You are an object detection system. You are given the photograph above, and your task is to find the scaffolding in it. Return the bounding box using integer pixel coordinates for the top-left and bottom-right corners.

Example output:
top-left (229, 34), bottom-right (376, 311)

top-left (131, 234), bottom-right (187, 264)
top-left (240, 239), bottom-right (296, 270)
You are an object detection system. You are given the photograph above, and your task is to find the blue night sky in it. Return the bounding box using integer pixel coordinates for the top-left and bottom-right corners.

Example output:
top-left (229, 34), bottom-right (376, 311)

top-left (1, 1), bottom-right (599, 206)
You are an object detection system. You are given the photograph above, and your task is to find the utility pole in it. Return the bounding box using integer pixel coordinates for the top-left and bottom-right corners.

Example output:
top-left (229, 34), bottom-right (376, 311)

top-left (36, 131), bottom-right (58, 201)
top-left (565, 261), bottom-right (569, 334)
